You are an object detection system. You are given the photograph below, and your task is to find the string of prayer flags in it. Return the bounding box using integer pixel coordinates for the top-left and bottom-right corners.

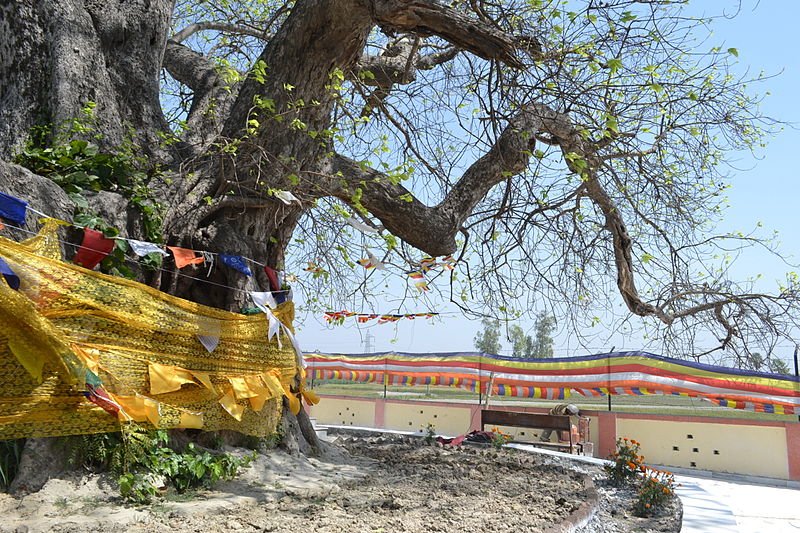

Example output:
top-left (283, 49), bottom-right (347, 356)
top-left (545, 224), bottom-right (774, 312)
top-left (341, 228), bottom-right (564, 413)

top-left (323, 311), bottom-right (439, 324)
top-left (127, 239), bottom-right (168, 257)
top-left (323, 310), bottom-right (356, 325)
top-left (358, 249), bottom-right (385, 270)
top-left (73, 228), bottom-right (115, 270)
top-left (415, 255), bottom-right (457, 273)
top-left (0, 256), bottom-right (20, 290)
top-left (168, 246), bottom-right (205, 268)
top-left (220, 254), bottom-right (252, 276)
top-left (0, 191), bottom-right (27, 225)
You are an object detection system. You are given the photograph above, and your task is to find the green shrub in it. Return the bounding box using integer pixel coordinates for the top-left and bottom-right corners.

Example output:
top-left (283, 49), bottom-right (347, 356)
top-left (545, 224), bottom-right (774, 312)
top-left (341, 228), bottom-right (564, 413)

top-left (605, 437), bottom-right (678, 517)
top-left (64, 425), bottom-right (253, 504)
top-left (489, 427), bottom-right (512, 450)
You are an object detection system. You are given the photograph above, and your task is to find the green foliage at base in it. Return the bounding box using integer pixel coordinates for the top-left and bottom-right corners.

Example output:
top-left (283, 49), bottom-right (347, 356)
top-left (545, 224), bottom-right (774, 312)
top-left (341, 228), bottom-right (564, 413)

top-left (633, 467), bottom-right (677, 517)
top-left (66, 425), bottom-right (254, 504)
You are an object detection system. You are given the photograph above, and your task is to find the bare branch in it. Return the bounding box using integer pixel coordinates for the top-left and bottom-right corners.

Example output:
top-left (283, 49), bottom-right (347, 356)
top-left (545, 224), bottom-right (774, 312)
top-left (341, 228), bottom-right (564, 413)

top-left (354, 36), bottom-right (459, 116)
top-left (171, 21), bottom-right (272, 43)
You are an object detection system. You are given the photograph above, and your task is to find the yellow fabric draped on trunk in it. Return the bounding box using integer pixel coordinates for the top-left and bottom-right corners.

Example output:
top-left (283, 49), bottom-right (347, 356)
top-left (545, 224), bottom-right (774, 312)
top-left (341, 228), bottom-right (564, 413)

top-left (0, 220), bottom-right (302, 439)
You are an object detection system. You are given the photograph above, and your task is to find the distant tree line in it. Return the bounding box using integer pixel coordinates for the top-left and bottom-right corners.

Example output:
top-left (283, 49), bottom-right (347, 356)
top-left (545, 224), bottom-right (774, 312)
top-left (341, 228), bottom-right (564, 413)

top-left (473, 312), bottom-right (556, 358)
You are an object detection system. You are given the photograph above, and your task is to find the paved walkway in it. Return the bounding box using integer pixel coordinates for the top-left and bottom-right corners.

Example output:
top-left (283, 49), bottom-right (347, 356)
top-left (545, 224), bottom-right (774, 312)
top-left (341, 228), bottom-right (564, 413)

top-left (323, 426), bottom-right (800, 531)
top-left (511, 441), bottom-right (800, 532)
top-left (677, 474), bottom-right (800, 532)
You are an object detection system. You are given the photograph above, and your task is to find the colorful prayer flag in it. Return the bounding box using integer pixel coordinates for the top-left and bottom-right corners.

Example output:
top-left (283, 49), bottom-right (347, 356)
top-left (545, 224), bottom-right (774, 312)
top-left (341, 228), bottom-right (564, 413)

top-left (0, 192), bottom-right (27, 225)
top-left (73, 228), bottom-right (115, 270)
top-left (127, 239), bottom-right (168, 257)
top-left (168, 246), bottom-right (204, 268)
top-left (220, 254), bottom-right (252, 276)
top-left (0, 256), bottom-right (20, 290)
top-left (358, 249), bottom-right (385, 270)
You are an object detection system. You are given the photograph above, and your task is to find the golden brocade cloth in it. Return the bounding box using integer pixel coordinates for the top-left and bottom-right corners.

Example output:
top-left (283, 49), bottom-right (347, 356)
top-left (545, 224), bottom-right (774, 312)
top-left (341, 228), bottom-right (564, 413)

top-left (0, 220), bottom-right (305, 439)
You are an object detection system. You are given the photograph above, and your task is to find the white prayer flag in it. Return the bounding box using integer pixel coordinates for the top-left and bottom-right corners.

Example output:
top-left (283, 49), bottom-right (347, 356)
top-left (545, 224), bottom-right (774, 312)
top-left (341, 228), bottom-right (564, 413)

top-left (250, 291), bottom-right (278, 311)
top-left (345, 217), bottom-right (379, 234)
top-left (274, 190), bottom-right (301, 205)
top-left (127, 239), bottom-right (168, 257)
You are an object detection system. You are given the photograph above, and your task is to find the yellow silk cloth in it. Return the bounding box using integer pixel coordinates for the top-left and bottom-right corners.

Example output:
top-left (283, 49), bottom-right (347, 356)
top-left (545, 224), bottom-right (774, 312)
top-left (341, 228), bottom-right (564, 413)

top-left (0, 220), bottom-right (301, 439)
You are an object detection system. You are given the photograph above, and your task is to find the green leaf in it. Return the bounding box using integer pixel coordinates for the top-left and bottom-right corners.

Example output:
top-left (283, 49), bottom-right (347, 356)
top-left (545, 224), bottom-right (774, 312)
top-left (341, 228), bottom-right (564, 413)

top-left (727, 47), bottom-right (739, 57)
top-left (606, 58), bottom-right (623, 74)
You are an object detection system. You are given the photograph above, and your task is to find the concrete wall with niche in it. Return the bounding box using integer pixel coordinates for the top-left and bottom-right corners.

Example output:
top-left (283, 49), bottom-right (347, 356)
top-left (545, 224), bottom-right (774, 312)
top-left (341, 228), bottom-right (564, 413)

top-left (383, 402), bottom-right (475, 436)
top-left (309, 397), bottom-right (375, 427)
top-left (616, 416), bottom-right (789, 479)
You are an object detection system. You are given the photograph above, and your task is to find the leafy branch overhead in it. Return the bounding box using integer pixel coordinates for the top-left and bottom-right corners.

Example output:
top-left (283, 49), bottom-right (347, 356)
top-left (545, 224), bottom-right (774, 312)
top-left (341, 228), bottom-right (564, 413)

top-left (1, 0), bottom-right (797, 364)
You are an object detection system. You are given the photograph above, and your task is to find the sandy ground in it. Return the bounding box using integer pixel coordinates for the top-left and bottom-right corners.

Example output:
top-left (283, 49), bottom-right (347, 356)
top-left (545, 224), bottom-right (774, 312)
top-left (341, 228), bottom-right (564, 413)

top-left (0, 434), bottom-right (681, 533)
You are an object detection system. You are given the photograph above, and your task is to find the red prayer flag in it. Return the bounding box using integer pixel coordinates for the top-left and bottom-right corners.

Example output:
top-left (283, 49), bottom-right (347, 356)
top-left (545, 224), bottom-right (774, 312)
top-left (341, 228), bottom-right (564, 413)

top-left (73, 228), bottom-right (115, 270)
top-left (263, 265), bottom-right (280, 291)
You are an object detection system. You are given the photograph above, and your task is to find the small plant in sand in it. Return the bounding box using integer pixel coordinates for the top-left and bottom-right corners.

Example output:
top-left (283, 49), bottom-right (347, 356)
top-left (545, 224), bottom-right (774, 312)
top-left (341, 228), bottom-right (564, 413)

top-left (605, 437), bottom-right (644, 486)
top-left (424, 423), bottom-right (436, 445)
top-left (634, 466), bottom-right (677, 517)
top-left (490, 427), bottom-right (512, 450)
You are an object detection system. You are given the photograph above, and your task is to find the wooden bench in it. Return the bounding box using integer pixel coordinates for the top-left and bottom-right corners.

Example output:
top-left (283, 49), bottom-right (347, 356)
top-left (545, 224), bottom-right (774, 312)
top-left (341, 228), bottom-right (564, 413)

top-left (480, 409), bottom-right (581, 454)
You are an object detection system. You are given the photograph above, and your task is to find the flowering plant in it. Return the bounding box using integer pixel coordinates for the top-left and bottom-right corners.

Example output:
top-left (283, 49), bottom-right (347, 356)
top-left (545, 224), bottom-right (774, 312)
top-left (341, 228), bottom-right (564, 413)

top-left (490, 427), bottom-right (512, 450)
top-left (634, 466), bottom-right (677, 517)
top-left (605, 437), bottom-right (678, 517)
top-left (604, 437), bottom-right (644, 486)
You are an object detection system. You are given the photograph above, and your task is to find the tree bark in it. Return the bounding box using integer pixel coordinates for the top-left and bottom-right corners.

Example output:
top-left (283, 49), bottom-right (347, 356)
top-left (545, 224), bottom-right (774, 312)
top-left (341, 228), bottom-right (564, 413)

top-left (0, 0), bottom-right (177, 162)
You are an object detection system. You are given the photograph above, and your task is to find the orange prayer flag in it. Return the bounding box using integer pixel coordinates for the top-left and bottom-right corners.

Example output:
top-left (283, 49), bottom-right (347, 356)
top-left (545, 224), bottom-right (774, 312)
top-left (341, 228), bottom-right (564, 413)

top-left (167, 246), bottom-right (204, 268)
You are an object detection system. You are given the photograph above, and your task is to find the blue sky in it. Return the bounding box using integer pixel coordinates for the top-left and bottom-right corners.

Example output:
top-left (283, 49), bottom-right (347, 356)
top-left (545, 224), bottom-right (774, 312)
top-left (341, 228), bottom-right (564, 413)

top-left (295, 1), bottom-right (799, 362)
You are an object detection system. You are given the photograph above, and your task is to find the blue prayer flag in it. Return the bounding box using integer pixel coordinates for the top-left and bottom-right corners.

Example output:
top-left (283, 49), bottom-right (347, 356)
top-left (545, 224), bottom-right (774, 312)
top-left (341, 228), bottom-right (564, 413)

top-left (220, 254), bottom-right (253, 276)
top-left (0, 256), bottom-right (20, 290)
top-left (0, 192), bottom-right (27, 225)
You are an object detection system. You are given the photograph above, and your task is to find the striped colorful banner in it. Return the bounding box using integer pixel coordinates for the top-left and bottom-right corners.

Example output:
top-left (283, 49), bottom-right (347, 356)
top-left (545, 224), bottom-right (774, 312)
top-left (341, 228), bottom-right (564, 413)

top-left (305, 351), bottom-right (799, 415)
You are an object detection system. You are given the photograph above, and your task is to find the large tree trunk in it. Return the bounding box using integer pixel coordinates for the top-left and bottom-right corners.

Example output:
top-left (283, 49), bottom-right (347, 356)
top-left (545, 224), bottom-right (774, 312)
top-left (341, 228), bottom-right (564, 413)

top-left (0, 0), bottom-right (177, 161)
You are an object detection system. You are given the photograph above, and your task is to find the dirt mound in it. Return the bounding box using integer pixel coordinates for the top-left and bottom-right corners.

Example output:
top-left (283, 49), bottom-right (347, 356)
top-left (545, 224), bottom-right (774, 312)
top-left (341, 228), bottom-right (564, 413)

top-left (0, 434), bottom-right (680, 533)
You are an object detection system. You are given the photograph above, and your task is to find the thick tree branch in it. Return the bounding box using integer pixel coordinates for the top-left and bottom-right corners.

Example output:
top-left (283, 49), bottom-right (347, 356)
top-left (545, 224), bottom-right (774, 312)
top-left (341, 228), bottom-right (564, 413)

top-left (163, 40), bottom-right (236, 149)
top-left (370, 0), bottom-right (528, 69)
top-left (327, 105), bottom-right (556, 255)
top-left (163, 41), bottom-right (221, 94)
